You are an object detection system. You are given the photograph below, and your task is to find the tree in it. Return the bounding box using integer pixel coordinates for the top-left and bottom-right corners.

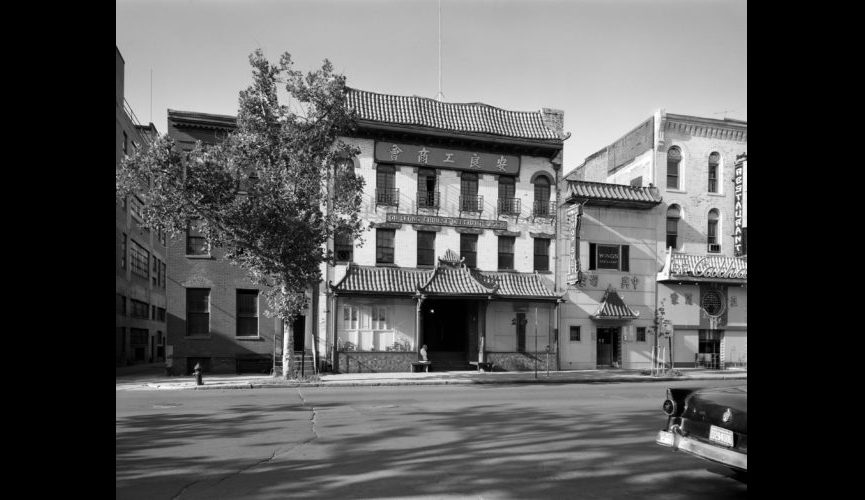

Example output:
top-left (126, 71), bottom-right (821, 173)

top-left (116, 50), bottom-right (366, 379)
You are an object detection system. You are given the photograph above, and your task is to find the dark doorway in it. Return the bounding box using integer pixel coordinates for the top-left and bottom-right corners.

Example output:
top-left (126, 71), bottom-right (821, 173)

top-left (516, 312), bottom-right (526, 352)
top-left (422, 299), bottom-right (475, 369)
top-left (596, 327), bottom-right (621, 368)
top-left (292, 315), bottom-right (306, 352)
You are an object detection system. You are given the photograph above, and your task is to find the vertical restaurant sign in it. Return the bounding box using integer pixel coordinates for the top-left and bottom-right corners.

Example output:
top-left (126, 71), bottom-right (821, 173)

top-left (734, 158), bottom-right (745, 256)
top-left (566, 203), bottom-right (583, 284)
top-left (374, 141), bottom-right (521, 176)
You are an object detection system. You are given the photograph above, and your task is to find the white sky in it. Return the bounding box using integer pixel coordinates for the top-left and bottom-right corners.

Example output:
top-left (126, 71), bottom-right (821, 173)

top-left (116, 0), bottom-right (746, 176)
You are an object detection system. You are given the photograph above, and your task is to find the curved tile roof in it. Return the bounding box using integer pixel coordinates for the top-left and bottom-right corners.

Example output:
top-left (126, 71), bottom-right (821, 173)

top-left (566, 180), bottom-right (662, 204)
top-left (346, 88), bottom-right (561, 141)
top-left (591, 287), bottom-right (640, 320)
top-left (481, 272), bottom-right (558, 299)
top-left (332, 264), bottom-right (433, 294)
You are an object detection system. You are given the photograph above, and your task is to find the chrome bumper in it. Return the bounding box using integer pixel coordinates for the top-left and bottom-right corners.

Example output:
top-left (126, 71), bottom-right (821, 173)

top-left (656, 428), bottom-right (747, 472)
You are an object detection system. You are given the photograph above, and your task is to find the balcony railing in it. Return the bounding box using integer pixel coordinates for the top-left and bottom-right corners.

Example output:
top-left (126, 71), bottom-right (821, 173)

top-left (417, 190), bottom-right (440, 209)
top-left (498, 197), bottom-right (521, 216)
top-left (376, 188), bottom-right (400, 207)
top-left (533, 200), bottom-right (556, 218)
top-left (459, 194), bottom-right (483, 213)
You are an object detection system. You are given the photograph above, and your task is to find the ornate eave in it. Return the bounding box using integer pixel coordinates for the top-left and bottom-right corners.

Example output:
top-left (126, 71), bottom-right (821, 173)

top-left (657, 248), bottom-right (748, 284)
top-left (590, 286), bottom-right (640, 320)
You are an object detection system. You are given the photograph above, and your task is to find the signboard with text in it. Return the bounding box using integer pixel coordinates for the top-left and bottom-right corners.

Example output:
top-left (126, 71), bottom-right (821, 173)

top-left (375, 141), bottom-right (521, 176)
top-left (597, 245), bottom-right (621, 270)
top-left (733, 159), bottom-right (745, 256)
top-left (566, 204), bottom-right (582, 284)
top-left (386, 213), bottom-right (507, 230)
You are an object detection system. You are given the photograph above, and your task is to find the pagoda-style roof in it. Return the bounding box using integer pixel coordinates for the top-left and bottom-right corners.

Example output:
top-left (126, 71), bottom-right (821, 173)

top-left (657, 249), bottom-right (747, 284)
top-left (346, 88), bottom-right (564, 143)
top-left (591, 286), bottom-right (640, 320)
top-left (332, 250), bottom-right (561, 301)
top-left (565, 180), bottom-right (663, 208)
top-left (167, 109), bottom-right (238, 131)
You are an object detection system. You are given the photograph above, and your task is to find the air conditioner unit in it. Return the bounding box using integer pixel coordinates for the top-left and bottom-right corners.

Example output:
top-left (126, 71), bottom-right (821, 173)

top-left (708, 243), bottom-right (721, 253)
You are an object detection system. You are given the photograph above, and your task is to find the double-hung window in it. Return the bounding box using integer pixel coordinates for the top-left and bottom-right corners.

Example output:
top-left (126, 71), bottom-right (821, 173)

top-left (498, 236), bottom-right (515, 270)
top-left (460, 234), bottom-right (478, 268)
top-left (534, 238), bottom-right (550, 272)
top-left (186, 288), bottom-right (210, 336)
top-left (186, 219), bottom-right (208, 256)
top-left (376, 229), bottom-right (395, 264)
top-left (236, 289), bottom-right (259, 337)
top-left (667, 147), bottom-right (681, 190)
top-left (417, 231), bottom-right (435, 266)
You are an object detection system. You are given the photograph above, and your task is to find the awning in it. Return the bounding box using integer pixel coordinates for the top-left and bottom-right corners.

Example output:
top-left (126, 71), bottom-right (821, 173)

top-left (591, 286), bottom-right (640, 320)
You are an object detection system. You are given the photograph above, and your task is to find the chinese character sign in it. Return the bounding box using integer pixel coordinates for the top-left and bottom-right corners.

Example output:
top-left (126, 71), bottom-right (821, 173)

top-left (374, 141), bottom-right (520, 175)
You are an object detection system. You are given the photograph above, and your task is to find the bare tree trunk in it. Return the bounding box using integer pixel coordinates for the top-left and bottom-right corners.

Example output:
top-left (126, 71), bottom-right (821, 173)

top-left (283, 318), bottom-right (296, 379)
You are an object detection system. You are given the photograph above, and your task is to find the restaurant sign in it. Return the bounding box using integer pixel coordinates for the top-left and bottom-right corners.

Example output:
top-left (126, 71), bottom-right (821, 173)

top-left (566, 204), bottom-right (583, 284)
top-left (733, 159), bottom-right (745, 256)
top-left (671, 257), bottom-right (747, 280)
top-left (386, 213), bottom-right (507, 230)
top-left (375, 141), bottom-right (521, 176)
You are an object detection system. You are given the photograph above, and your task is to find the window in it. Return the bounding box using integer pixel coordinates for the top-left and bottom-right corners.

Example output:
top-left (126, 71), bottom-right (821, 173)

top-left (533, 175), bottom-right (551, 216)
top-left (123, 131), bottom-right (128, 155)
top-left (152, 257), bottom-right (159, 286)
top-left (371, 306), bottom-right (389, 330)
top-left (417, 168), bottom-right (438, 208)
top-left (130, 299), bottom-right (149, 319)
top-left (569, 326), bottom-right (581, 342)
top-left (417, 231), bottom-right (436, 266)
top-left (498, 236), bottom-right (515, 270)
top-left (157, 307), bottom-right (166, 322)
top-left (130, 328), bottom-right (148, 345)
top-left (667, 147), bottom-right (681, 189)
top-left (460, 173), bottom-right (481, 212)
top-left (588, 243), bottom-right (629, 271)
top-left (152, 305), bottom-right (156, 320)
top-left (707, 209), bottom-right (720, 252)
top-left (236, 289), bottom-right (259, 336)
top-left (186, 288), bottom-right (210, 336)
top-left (121, 233), bottom-right (127, 270)
top-left (158, 228), bottom-right (166, 247)
top-left (343, 305), bottom-right (359, 330)
top-left (376, 229), bottom-right (395, 264)
top-left (708, 152), bottom-right (720, 193)
top-left (186, 219), bottom-right (208, 256)
top-left (130, 195), bottom-right (144, 222)
top-left (160, 262), bottom-right (167, 289)
top-left (498, 176), bottom-right (519, 215)
top-left (376, 165), bottom-right (398, 206)
top-left (666, 205), bottom-right (681, 250)
top-left (129, 239), bottom-right (150, 279)
top-left (116, 294), bottom-right (126, 316)
top-left (460, 233), bottom-right (478, 268)
top-left (636, 327), bottom-right (647, 342)
top-left (335, 231), bottom-right (354, 262)
top-left (534, 238), bottom-right (550, 272)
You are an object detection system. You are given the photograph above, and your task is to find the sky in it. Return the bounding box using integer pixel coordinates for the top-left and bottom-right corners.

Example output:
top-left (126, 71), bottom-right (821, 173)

top-left (116, 0), bottom-right (746, 176)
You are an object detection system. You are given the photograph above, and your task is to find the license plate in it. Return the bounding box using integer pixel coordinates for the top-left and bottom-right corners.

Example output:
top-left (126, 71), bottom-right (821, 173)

top-left (709, 425), bottom-right (734, 447)
top-left (657, 430), bottom-right (674, 446)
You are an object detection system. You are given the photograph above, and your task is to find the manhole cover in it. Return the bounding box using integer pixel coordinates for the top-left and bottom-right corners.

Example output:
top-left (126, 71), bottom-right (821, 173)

top-left (153, 403), bottom-right (182, 409)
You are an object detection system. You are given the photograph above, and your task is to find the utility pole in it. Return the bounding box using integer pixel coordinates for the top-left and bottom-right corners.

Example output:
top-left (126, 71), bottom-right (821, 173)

top-left (534, 306), bottom-right (538, 379)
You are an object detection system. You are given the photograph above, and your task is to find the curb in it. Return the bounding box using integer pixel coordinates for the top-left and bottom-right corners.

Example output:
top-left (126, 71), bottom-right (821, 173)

top-left (121, 374), bottom-right (746, 391)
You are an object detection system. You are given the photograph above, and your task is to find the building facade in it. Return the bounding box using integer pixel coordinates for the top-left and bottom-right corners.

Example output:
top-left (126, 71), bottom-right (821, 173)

top-left (116, 46), bottom-right (165, 366)
top-left (163, 89), bottom-right (568, 374)
top-left (566, 110), bottom-right (747, 369)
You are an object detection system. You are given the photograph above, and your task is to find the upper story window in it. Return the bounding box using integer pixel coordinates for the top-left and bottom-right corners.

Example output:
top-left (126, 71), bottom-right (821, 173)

top-left (121, 233), bottom-right (127, 270)
top-left (460, 173), bottom-right (481, 212)
top-left (417, 231), bottom-right (435, 267)
top-left (534, 238), bottom-right (550, 272)
top-left (533, 174), bottom-right (552, 216)
top-left (588, 243), bottom-right (629, 272)
top-left (666, 205), bottom-right (681, 250)
top-left (417, 168), bottom-right (438, 208)
top-left (707, 209), bottom-right (720, 252)
top-left (460, 233), bottom-right (478, 268)
top-left (186, 219), bottom-right (209, 256)
top-left (498, 176), bottom-right (519, 215)
top-left (667, 147), bottom-right (682, 190)
top-left (335, 231), bottom-right (353, 262)
top-left (123, 131), bottom-right (128, 155)
top-left (708, 152), bottom-right (720, 193)
top-left (129, 239), bottom-right (150, 279)
top-left (498, 236), bottom-right (515, 270)
top-left (376, 165), bottom-right (398, 207)
top-left (376, 229), bottom-right (395, 264)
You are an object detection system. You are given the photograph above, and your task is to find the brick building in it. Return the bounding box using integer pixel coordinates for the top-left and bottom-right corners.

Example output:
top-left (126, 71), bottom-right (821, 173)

top-left (566, 110), bottom-right (747, 369)
top-left (115, 46), bottom-right (165, 366)
top-left (163, 88), bottom-right (568, 374)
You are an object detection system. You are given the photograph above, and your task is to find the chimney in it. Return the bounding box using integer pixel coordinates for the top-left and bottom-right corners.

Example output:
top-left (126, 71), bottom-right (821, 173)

top-left (541, 108), bottom-right (567, 140)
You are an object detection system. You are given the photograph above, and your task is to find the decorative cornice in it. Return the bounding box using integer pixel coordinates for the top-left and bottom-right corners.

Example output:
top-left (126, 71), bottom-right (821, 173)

top-left (664, 114), bottom-right (747, 142)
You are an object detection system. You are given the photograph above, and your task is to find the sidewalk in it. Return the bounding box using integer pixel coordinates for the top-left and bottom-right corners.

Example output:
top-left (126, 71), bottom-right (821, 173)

top-left (116, 364), bottom-right (746, 391)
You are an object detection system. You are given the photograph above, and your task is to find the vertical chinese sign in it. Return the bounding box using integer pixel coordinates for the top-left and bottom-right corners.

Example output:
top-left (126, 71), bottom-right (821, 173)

top-left (566, 203), bottom-right (583, 284)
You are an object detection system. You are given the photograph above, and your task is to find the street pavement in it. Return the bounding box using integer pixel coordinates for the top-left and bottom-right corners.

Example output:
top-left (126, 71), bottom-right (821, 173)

top-left (116, 363), bottom-right (746, 391)
top-left (116, 380), bottom-right (747, 499)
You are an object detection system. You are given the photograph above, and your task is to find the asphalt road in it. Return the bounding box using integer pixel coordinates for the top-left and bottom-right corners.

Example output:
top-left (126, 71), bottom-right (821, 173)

top-left (116, 380), bottom-right (747, 499)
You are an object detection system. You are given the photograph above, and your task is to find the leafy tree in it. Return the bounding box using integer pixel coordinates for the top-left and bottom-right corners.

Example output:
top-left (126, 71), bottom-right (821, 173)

top-left (116, 50), bottom-right (366, 379)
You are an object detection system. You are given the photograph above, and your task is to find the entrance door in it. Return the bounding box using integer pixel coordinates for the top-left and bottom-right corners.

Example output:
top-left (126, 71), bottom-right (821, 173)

top-left (292, 315), bottom-right (306, 352)
top-left (596, 327), bottom-right (621, 367)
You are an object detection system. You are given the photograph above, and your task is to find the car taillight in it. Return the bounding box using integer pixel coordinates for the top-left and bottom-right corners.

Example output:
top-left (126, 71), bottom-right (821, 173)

top-left (662, 399), bottom-right (676, 415)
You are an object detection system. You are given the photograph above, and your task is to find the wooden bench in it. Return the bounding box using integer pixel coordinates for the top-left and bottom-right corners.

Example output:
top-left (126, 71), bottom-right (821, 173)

top-left (411, 361), bottom-right (432, 373)
top-left (469, 361), bottom-right (493, 372)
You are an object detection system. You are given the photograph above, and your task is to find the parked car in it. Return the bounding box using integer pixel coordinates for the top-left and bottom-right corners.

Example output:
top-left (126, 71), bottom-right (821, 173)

top-left (656, 385), bottom-right (747, 477)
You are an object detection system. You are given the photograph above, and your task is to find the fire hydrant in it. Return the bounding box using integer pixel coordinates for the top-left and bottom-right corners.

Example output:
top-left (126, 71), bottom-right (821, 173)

top-left (193, 362), bottom-right (203, 386)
